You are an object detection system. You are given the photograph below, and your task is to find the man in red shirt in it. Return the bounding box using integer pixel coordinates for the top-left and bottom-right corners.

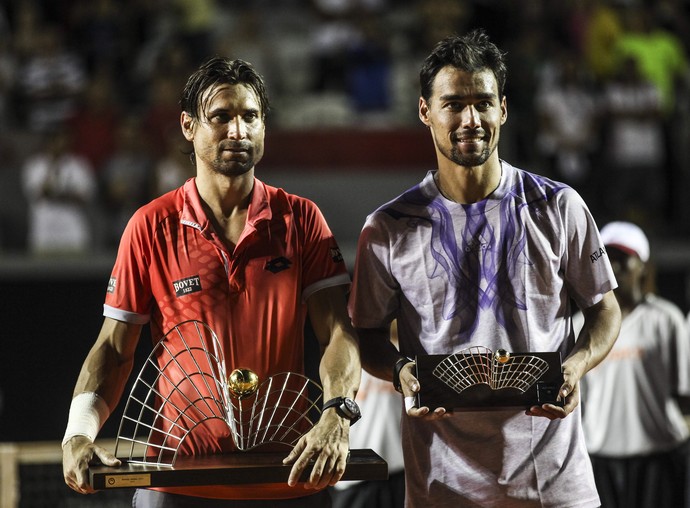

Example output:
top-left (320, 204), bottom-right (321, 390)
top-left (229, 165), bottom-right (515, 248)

top-left (62, 57), bottom-right (361, 507)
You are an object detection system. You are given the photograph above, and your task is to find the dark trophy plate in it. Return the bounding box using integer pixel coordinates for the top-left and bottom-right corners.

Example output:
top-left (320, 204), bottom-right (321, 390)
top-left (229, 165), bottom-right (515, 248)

top-left (90, 449), bottom-right (387, 489)
top-left (415, 348), bottom-right (563, 411)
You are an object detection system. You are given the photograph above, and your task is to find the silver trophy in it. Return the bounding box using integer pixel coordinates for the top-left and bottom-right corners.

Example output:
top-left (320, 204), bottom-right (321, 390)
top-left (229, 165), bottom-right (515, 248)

top-left (90, 320), bottom-right (386, 489)
top-left (415, 346), bottom-right (563, 411)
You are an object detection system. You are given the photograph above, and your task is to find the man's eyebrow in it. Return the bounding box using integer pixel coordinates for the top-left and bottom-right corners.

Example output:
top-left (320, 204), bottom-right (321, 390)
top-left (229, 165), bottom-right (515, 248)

top-left (205, 106), bottom-right (260, 116)
top-left (439, 92), bottom-right (497, 101)
top-left (206, 107), bottom-right (227, 115)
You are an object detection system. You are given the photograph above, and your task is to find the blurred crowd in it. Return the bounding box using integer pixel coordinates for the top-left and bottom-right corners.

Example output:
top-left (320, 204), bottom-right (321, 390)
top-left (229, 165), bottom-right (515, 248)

top-left (0, 0), bottom-right (689, 256)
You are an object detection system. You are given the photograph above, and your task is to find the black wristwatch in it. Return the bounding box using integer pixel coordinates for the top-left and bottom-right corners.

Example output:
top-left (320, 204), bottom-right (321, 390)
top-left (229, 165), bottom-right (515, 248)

top-left (393, 356), bottom-right (414, 393)
top-left (322, 396), bottom-right (361, 425)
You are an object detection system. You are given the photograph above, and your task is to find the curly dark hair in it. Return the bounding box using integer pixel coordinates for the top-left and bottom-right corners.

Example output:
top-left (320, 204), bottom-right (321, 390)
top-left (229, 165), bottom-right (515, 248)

top-left (419, 29), bottom-right (507, 102)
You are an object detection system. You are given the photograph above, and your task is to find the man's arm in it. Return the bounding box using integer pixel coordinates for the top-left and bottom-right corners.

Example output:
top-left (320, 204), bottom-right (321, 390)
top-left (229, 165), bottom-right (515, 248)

top-left (283, 284), bottom-right (361, 489)
top-left (356, 326), bottom-right (401, 381)
top-left (528, 289), bottom-right (621, 419)
top-left (357, 327), bottom-right (446, 419)
top-left (62, 317), bottom-right (143, 494)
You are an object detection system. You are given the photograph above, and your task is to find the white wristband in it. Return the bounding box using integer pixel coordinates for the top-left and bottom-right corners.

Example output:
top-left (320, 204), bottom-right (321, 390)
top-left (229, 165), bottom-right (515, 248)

top-left (62, 392), bottom-right (110, 448)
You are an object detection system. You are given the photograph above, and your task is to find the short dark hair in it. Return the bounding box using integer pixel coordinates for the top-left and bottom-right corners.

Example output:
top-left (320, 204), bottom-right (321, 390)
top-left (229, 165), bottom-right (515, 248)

top-left (180, 57), bottom-right (270, 119)
top-left (419, 29), bottom-right (507, 102)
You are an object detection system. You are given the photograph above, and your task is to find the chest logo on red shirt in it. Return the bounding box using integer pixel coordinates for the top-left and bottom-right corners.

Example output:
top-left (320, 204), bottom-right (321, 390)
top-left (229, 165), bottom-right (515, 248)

top-left (330, 247), bottom-right (344, 263)
top-left (173, 275), bottom-right (202, 297)
top-left (265, 256), bottom-right (292, 274)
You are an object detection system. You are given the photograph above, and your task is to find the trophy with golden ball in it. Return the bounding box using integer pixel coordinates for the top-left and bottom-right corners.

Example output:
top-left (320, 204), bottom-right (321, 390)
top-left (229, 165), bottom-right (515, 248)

top-left (89, 320), bottom-right (386, 489)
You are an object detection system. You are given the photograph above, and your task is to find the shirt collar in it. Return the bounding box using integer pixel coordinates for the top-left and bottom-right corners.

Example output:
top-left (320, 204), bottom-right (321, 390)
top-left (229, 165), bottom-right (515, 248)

top-left (180, 177), bottom-right (273, 232)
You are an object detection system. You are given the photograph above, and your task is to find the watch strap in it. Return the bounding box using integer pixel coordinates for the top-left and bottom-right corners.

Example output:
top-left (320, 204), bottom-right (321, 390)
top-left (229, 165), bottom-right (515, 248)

top-left (393, 356), bottom-right (414, 393)
top-left (322, 396), bottom-right (345, 411)
top-left (322, 396), bottom-right (361, 424)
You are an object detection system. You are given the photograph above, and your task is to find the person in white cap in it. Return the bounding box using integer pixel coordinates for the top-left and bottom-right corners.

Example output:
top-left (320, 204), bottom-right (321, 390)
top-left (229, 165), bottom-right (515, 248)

top-left (577, 221), bottom-right (690, 508)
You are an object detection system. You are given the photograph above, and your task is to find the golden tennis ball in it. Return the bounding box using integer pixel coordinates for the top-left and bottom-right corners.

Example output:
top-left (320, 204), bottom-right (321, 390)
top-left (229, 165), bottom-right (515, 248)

top-left (227, 368), bottom-right (259, 399)
top-left (495, 349), bottom-right (511, 364)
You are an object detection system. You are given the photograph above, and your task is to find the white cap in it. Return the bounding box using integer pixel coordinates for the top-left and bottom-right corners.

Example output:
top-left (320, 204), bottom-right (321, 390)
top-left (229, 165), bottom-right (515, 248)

top-left (600, 221), bottom-right (650, 262)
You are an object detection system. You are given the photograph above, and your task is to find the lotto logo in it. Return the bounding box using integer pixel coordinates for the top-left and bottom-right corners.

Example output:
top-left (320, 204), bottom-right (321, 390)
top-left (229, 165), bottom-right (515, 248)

top-left (265, 256), bottom-right (292, 274)
top-left (330, 248), bottom-right (343, 263)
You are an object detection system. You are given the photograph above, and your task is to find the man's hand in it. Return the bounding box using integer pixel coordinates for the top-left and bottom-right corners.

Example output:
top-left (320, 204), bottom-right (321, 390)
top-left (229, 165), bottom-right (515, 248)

top-left (63, 436), bottom-right (120, 494)
top-left (399, 361), bottom-right (448, 420)
top-left (282, 410), bottom-right (350, 489)
top-left (526, 361), bottom-right (583, 420)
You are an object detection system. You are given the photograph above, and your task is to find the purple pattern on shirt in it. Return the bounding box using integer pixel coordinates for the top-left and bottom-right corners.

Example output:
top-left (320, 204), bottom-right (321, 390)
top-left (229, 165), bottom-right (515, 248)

top-left (382, 171), bottom-right (568, 341)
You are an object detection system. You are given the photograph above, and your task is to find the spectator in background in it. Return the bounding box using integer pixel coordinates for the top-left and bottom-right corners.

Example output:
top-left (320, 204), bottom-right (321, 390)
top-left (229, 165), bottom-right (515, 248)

top-left (599, 57), bottom-right (666, 228)
top-left (613, 4), bottom-right (690, 224)
top-left (15, 24), bottom-right (87, 132)
top-left (142, 74), bottom-right (187, 159)
top-left (100, 116), bottom-right (154, 249)
top-left (580, 0), bottom-right (623, 85)
top-left (309, 0), bottom-right (392, 110)
top-left (21, 128), bottom-right (97, 255)
top-left (346, 13), bottom-right (392, 115)
top-left (171, 0), bottom-right (217, 65)
top-left (614, 4), bottom-right (688, 118)
top-left (68, 72), bottom-right (122, 175)
top-left (310, 0), bottom-right (362, 94)
top-left (152, 126), bottom-right (194, 197)
top-left (70, 0), bottom-right (127, 76)
top-left (577, 221), bottom-right (690, 508)
top-left (536, 50), bottom-right (598, 192)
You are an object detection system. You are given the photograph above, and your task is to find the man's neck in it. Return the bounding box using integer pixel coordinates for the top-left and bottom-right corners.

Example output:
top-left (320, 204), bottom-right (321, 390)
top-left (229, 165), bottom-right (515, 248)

top-left (435, 159), bottom-right (502, 204)
top-left (196, 170), bottom-right (254, 219)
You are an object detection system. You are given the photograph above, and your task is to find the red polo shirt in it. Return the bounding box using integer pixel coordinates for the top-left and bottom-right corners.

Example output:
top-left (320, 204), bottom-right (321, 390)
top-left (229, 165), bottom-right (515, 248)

top-left (103, 177), bottom-right (349, 499)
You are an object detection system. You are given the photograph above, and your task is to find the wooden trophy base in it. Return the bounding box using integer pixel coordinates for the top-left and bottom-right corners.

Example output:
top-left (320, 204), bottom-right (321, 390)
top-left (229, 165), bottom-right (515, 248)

top-left (90, 449), bottom-right (387, 490)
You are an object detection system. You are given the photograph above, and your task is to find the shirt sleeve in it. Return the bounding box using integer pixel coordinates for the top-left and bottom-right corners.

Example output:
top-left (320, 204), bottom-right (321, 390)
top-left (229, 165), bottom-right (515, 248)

top-left (560, 187), bottom-right (617, 309)
top-left (349, 211), bottom-right (399, 329)
top-left (668, 300), bottom-right (690, 396)
top-left (103, 208), bottom-right (154, 323)
top-left (298, 197), bottom-right (350, 301)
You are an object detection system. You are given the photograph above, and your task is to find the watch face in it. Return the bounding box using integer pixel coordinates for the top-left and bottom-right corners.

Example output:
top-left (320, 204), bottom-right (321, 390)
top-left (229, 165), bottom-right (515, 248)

top-left (343, 398), bottom-right (360, 417)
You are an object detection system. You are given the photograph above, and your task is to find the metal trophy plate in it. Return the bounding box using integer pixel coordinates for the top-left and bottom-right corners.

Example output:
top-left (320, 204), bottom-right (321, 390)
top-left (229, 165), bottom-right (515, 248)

top-left (89, 320), bottom-right (387, 489)
top-left (415, 347), bottom-right (563, 411)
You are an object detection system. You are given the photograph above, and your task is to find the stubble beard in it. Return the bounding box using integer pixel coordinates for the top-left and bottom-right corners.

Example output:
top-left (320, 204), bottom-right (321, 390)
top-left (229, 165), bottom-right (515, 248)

top-left (210, 142), bottom-right (258, 177)
top-left (211, 157), bottom-right (254, 177)
top-left (448, 146), bottom-right (492, 167)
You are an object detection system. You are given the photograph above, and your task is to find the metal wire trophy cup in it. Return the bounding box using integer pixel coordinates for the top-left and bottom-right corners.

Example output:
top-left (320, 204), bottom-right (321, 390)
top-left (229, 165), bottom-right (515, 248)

top-left (415, 346), bottom-right (564, 411)
top-left (89, 320), bottom-right (386, 490)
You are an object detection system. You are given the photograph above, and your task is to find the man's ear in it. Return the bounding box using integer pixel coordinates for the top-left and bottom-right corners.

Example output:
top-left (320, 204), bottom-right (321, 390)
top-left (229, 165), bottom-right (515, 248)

top-left (419, 97), bottom-right (431, 127)
top-left (500, 96), bottom-right (508, 125)
top-left (181, 111), bottom-right (195, 141)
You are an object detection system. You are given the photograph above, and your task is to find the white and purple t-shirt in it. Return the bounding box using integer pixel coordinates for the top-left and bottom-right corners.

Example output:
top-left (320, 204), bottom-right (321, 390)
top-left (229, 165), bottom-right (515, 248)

top-left (350, 161), bottom-right (616, 507)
